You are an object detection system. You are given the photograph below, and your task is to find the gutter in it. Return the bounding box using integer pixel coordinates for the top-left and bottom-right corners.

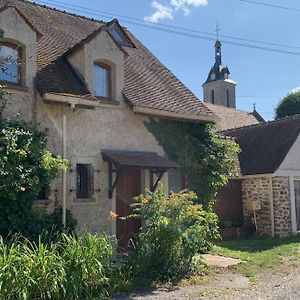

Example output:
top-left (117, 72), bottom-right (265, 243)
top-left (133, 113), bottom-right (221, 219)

top-left (132, 106), bottom-right (219, 124)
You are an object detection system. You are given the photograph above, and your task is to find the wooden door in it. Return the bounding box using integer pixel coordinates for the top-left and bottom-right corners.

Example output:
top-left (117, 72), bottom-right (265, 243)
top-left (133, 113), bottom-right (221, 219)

top-left (116, 168), bottom-right (141, 248)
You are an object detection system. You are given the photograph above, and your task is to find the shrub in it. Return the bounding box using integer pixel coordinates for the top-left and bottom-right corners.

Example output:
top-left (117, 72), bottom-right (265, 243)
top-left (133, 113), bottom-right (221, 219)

top-left (0, 233), bottom-right (118, 300)
top-left (127, 185), bottom-right (219, 282)
top-left (0, 117), bottom-right (69, 239)
top-left (61, 233), bottom-right (117, 299)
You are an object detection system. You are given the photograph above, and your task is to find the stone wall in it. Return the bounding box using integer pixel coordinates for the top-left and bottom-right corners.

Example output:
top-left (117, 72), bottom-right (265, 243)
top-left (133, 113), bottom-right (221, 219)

top-left (242, 177), bottom-right (272, 236)
top-left (272, 176), bottom-right (291, 237)
top-left (242, 176), bottom-right (292, 237)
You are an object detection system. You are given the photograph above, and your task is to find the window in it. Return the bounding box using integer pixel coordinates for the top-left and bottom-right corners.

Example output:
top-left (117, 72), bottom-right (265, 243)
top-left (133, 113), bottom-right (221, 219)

top-left (108, 25), bottom-right (133, 47)
top-left (93, 63), bottom-right (111, 98)
top-left (36, 185), bottom-right (50, 201)
top-left (76, 164), bottom-right (94, 199)
top-left (226, 89), bottom-right (230, 107)
top-left (210, 73), bottom-right (215, 80)
top-left (0, 43), bottom-right (21, 84)
top-left (211, 90), bottom-right (215, 104)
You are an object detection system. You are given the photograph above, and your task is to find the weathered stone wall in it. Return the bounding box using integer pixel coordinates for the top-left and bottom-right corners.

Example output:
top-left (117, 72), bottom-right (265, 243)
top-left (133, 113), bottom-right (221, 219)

top-left (241, 177), bottom-right (272, 236)
top-left (272, 176), bottom-right (291, 237)
top-left (242, 176), bottom-right (292, 237)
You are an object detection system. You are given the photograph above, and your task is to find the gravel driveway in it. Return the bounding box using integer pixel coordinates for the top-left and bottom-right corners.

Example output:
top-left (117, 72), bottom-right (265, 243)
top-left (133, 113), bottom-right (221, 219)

top-left (113, 267), bottom-right (300, 300)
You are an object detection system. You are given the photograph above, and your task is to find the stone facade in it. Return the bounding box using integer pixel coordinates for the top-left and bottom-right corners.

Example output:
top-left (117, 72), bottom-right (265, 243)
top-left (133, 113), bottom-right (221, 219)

top-left (272, 176), bottom-right (291, 237)
top-left (241, 176), bottom-right (292, 237)
top-left (242, 177), bottom-right (272, 236)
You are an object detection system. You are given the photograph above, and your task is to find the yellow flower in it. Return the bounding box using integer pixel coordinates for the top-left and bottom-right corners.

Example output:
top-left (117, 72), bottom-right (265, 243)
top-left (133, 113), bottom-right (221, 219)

top-left (109, 211), bottom-right (118, 220)
top-left (142, 197), bottom-right (148, 204)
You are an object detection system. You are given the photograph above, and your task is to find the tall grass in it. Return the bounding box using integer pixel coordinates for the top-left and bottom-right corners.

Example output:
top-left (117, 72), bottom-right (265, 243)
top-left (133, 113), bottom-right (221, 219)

top-left (0, 234), bottom-right (118, 299)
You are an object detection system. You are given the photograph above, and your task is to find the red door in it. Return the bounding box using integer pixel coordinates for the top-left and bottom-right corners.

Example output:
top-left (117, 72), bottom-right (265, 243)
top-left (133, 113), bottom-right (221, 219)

top-left (116, 168), bottom-right (141, 248)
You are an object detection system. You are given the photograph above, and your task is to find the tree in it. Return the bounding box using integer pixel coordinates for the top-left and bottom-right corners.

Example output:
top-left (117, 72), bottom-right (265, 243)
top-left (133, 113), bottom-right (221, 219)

top-left (275, 91), bottom-right (300, 119)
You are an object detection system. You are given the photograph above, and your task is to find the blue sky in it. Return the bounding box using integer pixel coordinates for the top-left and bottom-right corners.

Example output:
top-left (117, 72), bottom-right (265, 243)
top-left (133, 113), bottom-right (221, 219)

top-left (35, 0), bottom-right (300, 120)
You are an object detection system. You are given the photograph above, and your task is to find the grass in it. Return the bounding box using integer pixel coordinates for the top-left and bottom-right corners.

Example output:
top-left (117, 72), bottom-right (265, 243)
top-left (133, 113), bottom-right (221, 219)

top-left (213, 236), bottom-right (300, 281)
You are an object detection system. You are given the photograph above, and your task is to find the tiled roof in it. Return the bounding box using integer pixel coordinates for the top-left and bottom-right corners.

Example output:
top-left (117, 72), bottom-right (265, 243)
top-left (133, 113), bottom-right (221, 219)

top-left (0, 0), bottom-right (215, 122)
top-left (102, 149), bottom-right (178, 169)
top-left (224, 115), bottom-right (300, 175)
top-left (205, 103), bottom-right (261, 131)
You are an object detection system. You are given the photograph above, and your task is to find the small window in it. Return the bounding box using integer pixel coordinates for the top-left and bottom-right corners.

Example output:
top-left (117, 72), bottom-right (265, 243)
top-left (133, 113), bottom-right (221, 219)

top-left (93, 63), bottom-right (111, 98)
top-left (108, 25), bottom-right (133, 47)
top-left (36, 185), bottom-right (50, 201)
top-left (0, 43), bottom-right (21, 85)
top-left (226, 89), bottom-right (230, 107)
top-left (76, 164), bottom-right (94, 199)
top-left (211, 90), bottom-right (215, 104)
top-left (210, 73), bottom-right (215, 80)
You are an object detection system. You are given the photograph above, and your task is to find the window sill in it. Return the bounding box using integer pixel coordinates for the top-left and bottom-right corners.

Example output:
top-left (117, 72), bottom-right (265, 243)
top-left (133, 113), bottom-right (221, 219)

top-left (33, 199), bottom-right (50, 206)
top-left (72, 197), bottom-right (97, 205)
top-left (95, 97), bottom-right (119, 106)
top-left (0, 82), bottom-right (29, 92)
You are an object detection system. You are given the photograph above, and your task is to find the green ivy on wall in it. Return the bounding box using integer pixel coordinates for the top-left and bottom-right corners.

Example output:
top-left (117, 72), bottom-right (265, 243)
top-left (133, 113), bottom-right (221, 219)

top-left (145, 119), bottom-right (240, 209)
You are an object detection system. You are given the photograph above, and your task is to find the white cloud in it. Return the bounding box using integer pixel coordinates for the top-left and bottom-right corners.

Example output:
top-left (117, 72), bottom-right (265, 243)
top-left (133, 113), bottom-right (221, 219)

top-left (144, 1), bottom-right (174, 23)
top-left (144, 0), bottom-right (208, 23)
top-left (170, 0), bottom-right (208, 15)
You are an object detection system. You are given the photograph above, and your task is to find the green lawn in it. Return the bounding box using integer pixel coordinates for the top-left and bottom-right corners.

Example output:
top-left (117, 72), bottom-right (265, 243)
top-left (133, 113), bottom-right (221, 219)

top-left (213, 236), bottom-right (300, 281)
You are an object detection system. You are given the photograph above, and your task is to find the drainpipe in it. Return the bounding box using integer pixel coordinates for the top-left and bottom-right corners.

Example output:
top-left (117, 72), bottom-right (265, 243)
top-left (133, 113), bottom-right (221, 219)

top-left (62, 113), bottom-right (67, 228)
top-left (269, 176), bottom-right (275, 237)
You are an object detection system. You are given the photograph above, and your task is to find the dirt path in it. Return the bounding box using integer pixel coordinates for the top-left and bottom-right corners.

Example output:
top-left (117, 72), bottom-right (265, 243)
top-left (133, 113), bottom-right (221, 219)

top-left (113, 268), bottom-right (300, 300)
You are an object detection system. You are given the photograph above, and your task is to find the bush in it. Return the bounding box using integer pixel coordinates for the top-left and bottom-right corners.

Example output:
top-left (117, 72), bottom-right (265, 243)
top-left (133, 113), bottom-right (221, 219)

top-left (0, 117), bottom-right (69, 239)
top-left (127, 185), bottom-right (219, 282)
top-left (0, 233), bottom-right (119, 300)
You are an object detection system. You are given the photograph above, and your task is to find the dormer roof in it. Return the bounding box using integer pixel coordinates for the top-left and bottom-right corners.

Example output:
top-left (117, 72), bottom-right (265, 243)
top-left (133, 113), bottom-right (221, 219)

top-left (0, 3), bottom-right (43, 40)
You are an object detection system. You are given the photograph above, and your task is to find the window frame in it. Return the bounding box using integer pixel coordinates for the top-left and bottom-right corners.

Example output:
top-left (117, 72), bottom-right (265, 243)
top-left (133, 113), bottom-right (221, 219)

top-left (0, 41), bottom-right (23, 86)
top-left (108, 24), bottom-right (134, 47)
top-left (93, 62), bottom-right (112, 99)
top-left (36, 185), bottom-right (51, 202)
top-left (76, 163), bottom-right (95, 200)
top-left (226, 89), bottom-right (230, 107)
top-left (211, 90), bottom-right (215, 104)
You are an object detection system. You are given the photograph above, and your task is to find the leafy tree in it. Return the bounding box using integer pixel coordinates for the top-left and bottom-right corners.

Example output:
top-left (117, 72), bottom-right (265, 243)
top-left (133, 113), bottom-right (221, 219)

top-left (145, 119), bottom-right (240, 209)
top-left (275, 91), bottom-right (300, 119)
top-left (0, 116), bottom-right (70, 238)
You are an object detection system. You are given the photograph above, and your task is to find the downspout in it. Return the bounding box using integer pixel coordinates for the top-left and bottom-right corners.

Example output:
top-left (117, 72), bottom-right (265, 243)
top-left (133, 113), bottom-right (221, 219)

top-left (269, 176), bottom-right (275, 237)
top-left (62, 113), bottom-right (67, 228)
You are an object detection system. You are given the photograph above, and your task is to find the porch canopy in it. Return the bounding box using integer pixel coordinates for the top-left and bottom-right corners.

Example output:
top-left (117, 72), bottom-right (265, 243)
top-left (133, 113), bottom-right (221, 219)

top-left (101, 149), bottom-right (178, 198)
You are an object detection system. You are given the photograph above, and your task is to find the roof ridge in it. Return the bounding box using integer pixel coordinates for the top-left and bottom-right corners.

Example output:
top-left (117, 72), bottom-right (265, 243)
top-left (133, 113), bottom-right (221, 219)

top-left (205, 103), bottom-right (253, 114)
top-left (223, 113), bottom-right (300, 134)
top-left (21, 0), bottom-right (105, 24)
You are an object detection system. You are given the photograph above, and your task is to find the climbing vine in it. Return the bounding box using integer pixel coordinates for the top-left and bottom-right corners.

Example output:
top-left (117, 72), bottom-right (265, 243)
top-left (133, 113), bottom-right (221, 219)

top-left (145, 119), bottom-right (240, 209)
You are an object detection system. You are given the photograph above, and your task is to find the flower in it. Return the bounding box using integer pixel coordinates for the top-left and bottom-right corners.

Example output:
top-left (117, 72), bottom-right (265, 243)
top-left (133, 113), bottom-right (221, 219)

top-left (109, 211), bottom-right (118, 220)
top-left (20, 187), bottom-right (25, 192)
top-left (142, 197), bottom-right (148, 204)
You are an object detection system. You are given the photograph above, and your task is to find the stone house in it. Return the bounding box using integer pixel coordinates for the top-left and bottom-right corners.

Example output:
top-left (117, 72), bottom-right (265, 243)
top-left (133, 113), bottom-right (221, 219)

top-left (225, 115), bottom-right (300, 237)
top-left (0, 0), bottom-right (217, 244)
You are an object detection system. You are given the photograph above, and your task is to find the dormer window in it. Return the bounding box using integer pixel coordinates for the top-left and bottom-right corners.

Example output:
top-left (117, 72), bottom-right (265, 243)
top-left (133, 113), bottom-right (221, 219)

top-left (0, 42), bottom-right (21, 85)
top-left (93, 63), bottom-right (111, 98)
top-left (108, 24), bottom-right (133, 47)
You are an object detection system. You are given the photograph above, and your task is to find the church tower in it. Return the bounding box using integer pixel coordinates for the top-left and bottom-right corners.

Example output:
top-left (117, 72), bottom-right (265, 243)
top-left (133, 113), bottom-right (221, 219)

top-left (202, 39), bottom-right (236, 108)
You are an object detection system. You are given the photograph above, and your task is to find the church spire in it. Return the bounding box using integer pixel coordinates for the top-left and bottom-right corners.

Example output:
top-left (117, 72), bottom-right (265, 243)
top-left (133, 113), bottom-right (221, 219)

top-left (215, 39), bottom-right (222, 66)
